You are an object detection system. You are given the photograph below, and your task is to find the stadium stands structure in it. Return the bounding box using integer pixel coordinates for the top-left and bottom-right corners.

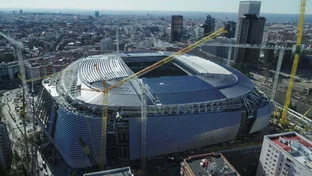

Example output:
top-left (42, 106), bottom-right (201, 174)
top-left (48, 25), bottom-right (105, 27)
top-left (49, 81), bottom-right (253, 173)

top-left (35, 51), bottom-right (273, 168)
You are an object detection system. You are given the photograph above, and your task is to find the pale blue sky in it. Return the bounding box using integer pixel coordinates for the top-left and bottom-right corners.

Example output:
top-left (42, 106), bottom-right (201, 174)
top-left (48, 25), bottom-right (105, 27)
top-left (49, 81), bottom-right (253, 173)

top-left (0, 0), bottom-right (311, 14)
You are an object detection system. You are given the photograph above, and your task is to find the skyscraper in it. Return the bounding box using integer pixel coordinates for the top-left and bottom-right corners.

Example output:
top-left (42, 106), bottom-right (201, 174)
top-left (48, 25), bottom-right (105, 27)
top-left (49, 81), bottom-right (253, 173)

top-left (234, 1), bottom-right (265, 67)
top-left (224, 21), bottom-right (236, 38)
top-left (236, 1), bottom-right (261, 39)
top-left (201, 15), bottom-right (215, 36)
top-left (95, 11), bottom-right (99, 18)
top-left (238, 1), bottom-right (261, 18)
top-left (171, 15), bottom-right (183, 42)
top-left (0, 122), bottom-right (12, 172)
top-left (19, 9), bottom-right (23, 15)
top-left (234, 14), bottom-right (266, 66)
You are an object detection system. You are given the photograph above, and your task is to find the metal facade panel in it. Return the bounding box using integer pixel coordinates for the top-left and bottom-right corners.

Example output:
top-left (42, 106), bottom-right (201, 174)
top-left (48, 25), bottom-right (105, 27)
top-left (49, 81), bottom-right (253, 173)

top-left (129, 111), bottom-right (241, 160)
top-left (218, 64), bottom-right (254, 98)
top-left (47, 105), bottom-right (56, 135)
top-left (54, 106), bottom-right (102, 168)
top-left (249, 103), bottom-right (274, 134)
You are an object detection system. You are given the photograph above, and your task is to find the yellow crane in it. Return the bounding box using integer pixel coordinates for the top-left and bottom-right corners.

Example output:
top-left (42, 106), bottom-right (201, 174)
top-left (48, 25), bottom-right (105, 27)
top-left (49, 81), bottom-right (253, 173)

top-left (80, 28), bottom-right (226, 170)
top-left (291, 106), bottom-right (312, 131)
top-left (280, 0), bottom-right (306, 126)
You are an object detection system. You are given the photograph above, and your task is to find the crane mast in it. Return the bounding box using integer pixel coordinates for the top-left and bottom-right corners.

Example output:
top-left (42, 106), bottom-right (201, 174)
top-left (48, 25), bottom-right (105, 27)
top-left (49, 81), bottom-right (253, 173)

top-left (0, 32), bottom-right (33, 172)
top-left (280, 0), bottom-right (306, 126)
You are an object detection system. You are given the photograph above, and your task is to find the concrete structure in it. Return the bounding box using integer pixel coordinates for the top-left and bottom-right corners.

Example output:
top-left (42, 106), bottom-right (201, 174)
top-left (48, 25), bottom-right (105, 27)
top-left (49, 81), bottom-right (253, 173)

top-left (0, 61), bottom-right (19, 80)
top-left (181, 153), bottom-right (240, 176)
top-left (171, 15), bottom-right (183, 42)
top-left (100, 37), bottom-right (115, 52)
top-left (35, 52), bottom-right (273, 168)
top-left (19, 9), bottom-right (23, 15)
top-left (202, 15), bottom-right (215, 36)
top-left (95, 11), bottom-right (99, 18)
top-left (234, 14), bottom-right (266, 66)
top-left (202, 37), bottom-right (236, 59)
top-left (0, 122), bottom-right (12, 171)
top-left (83, 167), bottom-right (132, 176)
top-left (257, 132), bottom-right (312, 176)
top-left (224, 21), bottom-right (236, 38)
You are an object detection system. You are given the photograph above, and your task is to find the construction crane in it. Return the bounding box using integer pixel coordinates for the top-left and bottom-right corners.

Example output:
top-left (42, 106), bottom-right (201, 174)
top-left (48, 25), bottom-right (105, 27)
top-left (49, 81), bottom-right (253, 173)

top-left (0, 32), bottom-right (36, 173)
top-left (79, 135), bottom-right (98, 168)
top-left (107, 28), bottom-right (227, 92)
top-left (291, 106), bottom-right (312, 131)
top-left (280, 0), bottom-right (306, 126)
top-left (80, 28), bottom-right (227, 171)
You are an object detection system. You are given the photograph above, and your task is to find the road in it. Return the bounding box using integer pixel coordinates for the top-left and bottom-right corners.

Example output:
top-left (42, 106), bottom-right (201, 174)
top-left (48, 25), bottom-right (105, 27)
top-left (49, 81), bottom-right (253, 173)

top-left (1, 88), bottom-right (53, 176)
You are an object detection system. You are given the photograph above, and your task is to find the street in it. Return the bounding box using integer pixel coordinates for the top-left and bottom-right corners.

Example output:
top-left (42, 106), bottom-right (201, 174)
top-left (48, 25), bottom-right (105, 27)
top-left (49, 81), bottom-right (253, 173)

top-left (1, 88), bottom-right (53, 176)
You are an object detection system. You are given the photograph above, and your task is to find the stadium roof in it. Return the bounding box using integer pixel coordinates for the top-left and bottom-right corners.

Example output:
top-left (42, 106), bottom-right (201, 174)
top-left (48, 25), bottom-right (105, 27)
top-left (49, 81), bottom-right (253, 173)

top-left (60, 52), bottom-right (255, 107)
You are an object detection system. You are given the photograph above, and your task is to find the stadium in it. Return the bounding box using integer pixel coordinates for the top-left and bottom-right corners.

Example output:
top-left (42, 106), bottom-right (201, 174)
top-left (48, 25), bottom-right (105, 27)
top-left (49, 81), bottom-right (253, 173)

top-left (35, 51), bottom-right (273, 168)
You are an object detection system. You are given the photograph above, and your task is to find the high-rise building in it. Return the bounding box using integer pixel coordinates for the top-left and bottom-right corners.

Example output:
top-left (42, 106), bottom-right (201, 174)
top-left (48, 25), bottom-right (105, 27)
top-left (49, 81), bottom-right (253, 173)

top-left (256, 132), bottom-right (312, 176)
top-left (171, 15), bottom-right (183, 42)
top-left (181, 152), bottom-right (240, 176)
top-left (12, 10), bottom-right (15, 15)
top-left (224, 21), bottom-right (236, 38)
top-left (95, 11), bottom-right (99, 18)
top-left (238, 1), bottom-right (261, 18)
top-left (201, 15), bottom-right (215, 36)
top-left (234, 14), bottom-right (266, 66)
top-left (236, 1), bottom-right (262, 39)
top-left (0, 122), bottom-right (12, 171)
top-left (194, 27), bottom-right (205, 40)
top-left (100, 37), bottom-right (115, 52)
top-left (19, 9), bottom-right (23, 15)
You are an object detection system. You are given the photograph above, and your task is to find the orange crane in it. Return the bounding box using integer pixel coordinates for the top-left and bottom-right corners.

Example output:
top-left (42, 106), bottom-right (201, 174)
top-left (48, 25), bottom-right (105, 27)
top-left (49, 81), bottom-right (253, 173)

top-left (280, 0), bottom-right (306, 126)
top-left (80, 28), bottom-right (227, 170)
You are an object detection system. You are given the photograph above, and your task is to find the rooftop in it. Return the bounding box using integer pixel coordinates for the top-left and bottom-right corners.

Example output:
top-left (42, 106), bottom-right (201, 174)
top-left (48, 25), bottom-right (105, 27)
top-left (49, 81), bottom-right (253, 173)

top-left (183, 153), bottom-right (239, 176)
top-left (83, 167), bottom-right (132, 176)
top-left (267, 132), bottom-right (312, 170)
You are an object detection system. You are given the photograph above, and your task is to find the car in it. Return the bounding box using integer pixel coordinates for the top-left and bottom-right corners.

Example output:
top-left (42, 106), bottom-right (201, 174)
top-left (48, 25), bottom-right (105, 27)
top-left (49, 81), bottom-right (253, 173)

top-left (44, 172), bottom-right (48, 176)
top-left (39, 165), bottom-right (43, 171)
top-left (42, 161), bottom-right (46, 168)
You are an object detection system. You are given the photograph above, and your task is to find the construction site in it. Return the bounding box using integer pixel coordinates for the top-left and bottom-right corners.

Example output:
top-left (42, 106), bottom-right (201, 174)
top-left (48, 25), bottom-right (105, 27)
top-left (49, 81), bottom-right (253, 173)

top-left (0, 0), bottom-right (311, 175)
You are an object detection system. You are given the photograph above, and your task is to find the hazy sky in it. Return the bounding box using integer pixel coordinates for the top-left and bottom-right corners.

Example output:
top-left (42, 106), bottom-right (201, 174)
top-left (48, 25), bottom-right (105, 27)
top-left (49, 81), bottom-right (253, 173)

top-left (1, 0), bottom-right (311, 14)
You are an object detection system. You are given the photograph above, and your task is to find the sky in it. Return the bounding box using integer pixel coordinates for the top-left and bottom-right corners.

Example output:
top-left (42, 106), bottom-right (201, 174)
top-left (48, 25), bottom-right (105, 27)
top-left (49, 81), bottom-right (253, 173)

top-left (0, 0), bottom-right (311, 14)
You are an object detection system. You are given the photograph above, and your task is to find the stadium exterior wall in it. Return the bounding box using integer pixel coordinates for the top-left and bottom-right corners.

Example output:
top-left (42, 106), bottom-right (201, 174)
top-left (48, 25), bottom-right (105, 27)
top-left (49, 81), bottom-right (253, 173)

top-left (129, 111), bottom-right (242, 160)
top-left (54, 106), bottom-right (102, 168)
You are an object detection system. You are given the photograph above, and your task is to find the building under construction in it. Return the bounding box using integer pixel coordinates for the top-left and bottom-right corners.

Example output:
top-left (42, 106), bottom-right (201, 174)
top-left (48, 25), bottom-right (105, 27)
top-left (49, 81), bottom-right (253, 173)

top-left (35, 51), bottom-right (273, 168)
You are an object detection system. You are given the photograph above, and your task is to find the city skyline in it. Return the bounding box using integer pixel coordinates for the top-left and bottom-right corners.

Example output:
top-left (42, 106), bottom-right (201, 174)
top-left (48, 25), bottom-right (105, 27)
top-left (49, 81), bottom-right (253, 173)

top-left (0, 0), bottom-right (312, 14)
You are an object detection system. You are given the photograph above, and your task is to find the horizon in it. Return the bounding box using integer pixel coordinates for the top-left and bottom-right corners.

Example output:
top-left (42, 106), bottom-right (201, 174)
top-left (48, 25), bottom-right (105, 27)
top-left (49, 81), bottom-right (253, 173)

top-left (0, 0), bottom-right (311, 15)
top-left (1, 8), bottom-right (312, 16)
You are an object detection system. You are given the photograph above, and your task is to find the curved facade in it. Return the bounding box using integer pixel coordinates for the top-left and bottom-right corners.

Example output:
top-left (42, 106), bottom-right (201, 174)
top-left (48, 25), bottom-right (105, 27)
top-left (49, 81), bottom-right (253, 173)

top-left (36, 52), bottom-right (273, 168)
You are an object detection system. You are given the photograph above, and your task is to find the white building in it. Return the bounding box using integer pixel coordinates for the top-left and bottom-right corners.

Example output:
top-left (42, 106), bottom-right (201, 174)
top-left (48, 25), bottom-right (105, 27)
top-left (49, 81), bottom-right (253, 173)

top-left (256, 132), bottom-right (312, 176)
top-left (194, 27), bottom-right (205, 41)
top-left (0, 122), bottom-right (12, 171)
top-left (100, 37), bottom-right (115, 52)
